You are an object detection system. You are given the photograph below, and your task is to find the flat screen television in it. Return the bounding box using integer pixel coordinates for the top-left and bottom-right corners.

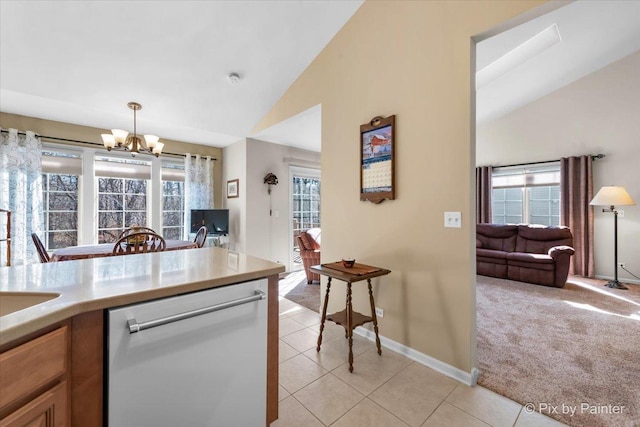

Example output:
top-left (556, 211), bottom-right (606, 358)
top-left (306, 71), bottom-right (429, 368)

top-left (191, 209), bottom-right (229, 235)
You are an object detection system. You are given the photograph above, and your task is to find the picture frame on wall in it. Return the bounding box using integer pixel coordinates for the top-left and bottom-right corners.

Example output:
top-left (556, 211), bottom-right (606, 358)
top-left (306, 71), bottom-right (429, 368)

top-left (360, 115), bottom-right (396, 204)
top-left (227, 179), bottom-right (239, 198)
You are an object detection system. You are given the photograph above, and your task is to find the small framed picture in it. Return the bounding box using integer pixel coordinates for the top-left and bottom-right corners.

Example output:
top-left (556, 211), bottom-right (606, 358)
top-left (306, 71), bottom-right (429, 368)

top-left (227, 179), bottom-right (239, 198)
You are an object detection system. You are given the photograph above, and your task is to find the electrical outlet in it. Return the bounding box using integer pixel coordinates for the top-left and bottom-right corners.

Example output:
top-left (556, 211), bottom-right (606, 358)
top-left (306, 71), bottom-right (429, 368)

top-left (375, 307), bottom-right (384, 318)
top-left (618, 262), bottom-right (626, 269)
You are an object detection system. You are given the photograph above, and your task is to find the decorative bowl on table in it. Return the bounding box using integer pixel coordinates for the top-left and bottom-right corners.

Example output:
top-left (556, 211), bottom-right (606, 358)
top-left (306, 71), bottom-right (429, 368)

top-left (342, 258), bottom-right (356, 268)
top-left (126, 227), bottom-right (146, 245)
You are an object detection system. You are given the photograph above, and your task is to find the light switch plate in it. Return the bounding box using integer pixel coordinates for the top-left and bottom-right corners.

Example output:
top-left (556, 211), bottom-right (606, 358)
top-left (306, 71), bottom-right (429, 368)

top-left (444, 211), bottom-right (462, 228)
top-left (618, 210), bottom-right (624, 218)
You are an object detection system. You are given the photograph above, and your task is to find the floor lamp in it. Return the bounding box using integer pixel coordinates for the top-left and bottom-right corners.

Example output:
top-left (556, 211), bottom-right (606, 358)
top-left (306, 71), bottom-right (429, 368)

top-left (590, 186), bottom-right (636, 290)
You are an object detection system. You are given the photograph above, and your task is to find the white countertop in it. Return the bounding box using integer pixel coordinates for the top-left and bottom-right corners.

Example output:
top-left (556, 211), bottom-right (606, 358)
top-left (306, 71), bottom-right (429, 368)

top-left (0, 247), bottom-right (284, 346)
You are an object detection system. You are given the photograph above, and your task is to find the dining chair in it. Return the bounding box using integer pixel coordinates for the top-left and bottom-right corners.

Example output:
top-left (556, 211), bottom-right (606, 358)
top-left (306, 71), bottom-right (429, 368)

top-left (112, 231), bottom-right (166, 255)
top-left (31, 233), bottom-right (51, 263)
top-left (118, 226), bottom-right (157, 240)
top-left (194, 226), bottom-right (208, 248)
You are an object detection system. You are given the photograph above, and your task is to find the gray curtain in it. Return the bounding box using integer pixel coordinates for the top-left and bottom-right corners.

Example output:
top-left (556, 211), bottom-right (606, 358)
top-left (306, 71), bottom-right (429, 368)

top-left (560, 156), bottom-right (594, 277)
top-left (476, 166), bottom-right (492, 224)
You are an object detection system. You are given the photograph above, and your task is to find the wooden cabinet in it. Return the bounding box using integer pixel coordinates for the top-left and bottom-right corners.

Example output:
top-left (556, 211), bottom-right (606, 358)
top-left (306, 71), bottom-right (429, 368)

top-left (0, 382), bottom-right (67, 427)
top-left (0, 273), bottom-right (280, 427)
top-left (0, 327), bottom-right (69, 427)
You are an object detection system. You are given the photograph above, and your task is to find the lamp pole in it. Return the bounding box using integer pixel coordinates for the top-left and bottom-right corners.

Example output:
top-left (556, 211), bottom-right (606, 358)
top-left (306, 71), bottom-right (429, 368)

top-left (605, 205), bottom-right (626, 290)
top-left (590, 186), bottom-right (635, 291)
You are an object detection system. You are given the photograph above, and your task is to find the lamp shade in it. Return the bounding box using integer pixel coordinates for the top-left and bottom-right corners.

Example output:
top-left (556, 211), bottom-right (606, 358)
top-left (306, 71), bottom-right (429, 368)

top-left (590, 186), bottom-right (636, 207)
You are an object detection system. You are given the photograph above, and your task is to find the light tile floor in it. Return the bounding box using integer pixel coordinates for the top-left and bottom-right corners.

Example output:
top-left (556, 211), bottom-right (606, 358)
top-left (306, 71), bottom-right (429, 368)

top-left (272, 297), bottom-right (567, 427)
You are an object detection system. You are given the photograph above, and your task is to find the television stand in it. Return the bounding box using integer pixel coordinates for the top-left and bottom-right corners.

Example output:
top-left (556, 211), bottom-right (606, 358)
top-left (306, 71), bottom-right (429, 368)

top-left (187, 233), bottom-right (229, 248)
top-left (209, 234), bottom-right (229, 248)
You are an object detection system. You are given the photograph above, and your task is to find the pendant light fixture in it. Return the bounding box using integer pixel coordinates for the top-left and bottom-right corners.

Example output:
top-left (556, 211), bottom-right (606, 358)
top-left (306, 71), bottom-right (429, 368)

top-left (101, 102), bottom-right (164, 157)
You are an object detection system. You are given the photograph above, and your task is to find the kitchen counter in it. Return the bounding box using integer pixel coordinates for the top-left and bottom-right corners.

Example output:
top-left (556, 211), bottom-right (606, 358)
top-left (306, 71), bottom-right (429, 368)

top-left (0, 247), bottom-right (285, 347)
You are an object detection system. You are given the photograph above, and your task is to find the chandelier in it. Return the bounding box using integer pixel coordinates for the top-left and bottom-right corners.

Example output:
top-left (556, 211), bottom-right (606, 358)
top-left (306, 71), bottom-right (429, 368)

top-left (101, 102), bottom-right (164, 157)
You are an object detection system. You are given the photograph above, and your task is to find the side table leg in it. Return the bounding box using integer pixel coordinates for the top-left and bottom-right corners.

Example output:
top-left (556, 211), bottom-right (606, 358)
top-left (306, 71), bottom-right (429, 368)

top-left (317, 277), bottom-right (332, 352)
top-left (347, 281), bottom-right (354, 372)
top-left (368, 278), bottom-right (382, 355)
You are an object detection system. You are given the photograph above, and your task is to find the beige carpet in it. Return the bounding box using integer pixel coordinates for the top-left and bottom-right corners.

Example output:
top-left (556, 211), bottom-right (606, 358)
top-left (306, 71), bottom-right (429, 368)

top-left (279, 270), bottom-right (320, 312)
top-left (477, 274), bottom-right (640, 427)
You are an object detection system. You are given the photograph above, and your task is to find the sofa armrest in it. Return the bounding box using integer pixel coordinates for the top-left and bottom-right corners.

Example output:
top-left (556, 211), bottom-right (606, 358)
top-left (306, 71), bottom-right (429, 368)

top-left (548, 245), bottom-right (575, 260)
top-left (548, 245), bottom-right (575, 288)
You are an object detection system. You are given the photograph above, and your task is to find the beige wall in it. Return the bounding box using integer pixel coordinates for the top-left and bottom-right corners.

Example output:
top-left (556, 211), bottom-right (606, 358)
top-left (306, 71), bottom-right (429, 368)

top-left (254, 1), bottom-right (546, 374)
top-left (0, 112), bottom-right (224, 207)
top-left (223, 137), bottom-right (320, 266)
top-left (223, 139), bottom-right (248, 253)
top-left (477, 51), bottom-right (640, 284)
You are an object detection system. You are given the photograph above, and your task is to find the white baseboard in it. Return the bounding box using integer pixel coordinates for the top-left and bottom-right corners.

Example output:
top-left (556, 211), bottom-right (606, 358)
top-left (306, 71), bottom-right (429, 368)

top-left (354, 326), bottom-right (479, 386)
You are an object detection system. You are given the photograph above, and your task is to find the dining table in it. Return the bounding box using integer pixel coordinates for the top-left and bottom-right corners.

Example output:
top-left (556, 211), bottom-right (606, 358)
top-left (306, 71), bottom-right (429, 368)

top-left (50, 239), bottom-right (198, 262)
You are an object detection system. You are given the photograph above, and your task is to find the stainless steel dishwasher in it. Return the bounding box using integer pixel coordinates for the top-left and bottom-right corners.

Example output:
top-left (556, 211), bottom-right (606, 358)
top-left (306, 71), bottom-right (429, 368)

top-left (106, 279), bottom-right (267, 427)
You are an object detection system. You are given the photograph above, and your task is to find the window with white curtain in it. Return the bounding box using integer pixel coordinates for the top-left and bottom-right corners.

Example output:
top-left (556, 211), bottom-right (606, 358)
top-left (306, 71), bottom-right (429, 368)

top-left (28, 142), bottom-right (214, 248)
top-left (491, 163), bottom-right (561, 226)
top-left (161, 162), bottom-right (185, 240)
top-left (41, 148), bottom-right (82, 250)
top-left (95, 156), bottom-right (150, 243)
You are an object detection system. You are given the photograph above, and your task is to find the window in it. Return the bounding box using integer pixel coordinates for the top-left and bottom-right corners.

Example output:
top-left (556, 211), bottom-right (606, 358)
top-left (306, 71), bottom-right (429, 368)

top-left (291, 170), bottom-right (321, 270)
top-left (292, 176), bottom-right (321, 232)
top-left (95, 156), bottom-right (150, 243)
top-left (162, 162), bottom-right (185, 240)
top-left (41, 149), bottom-right (82, 250)
top-left (491, 163), bottom-right (560, 226)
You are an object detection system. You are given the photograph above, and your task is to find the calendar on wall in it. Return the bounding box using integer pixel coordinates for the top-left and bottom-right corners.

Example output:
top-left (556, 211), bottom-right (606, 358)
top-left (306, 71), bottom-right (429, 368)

top-left (360, 115), bottom-right (396, 204)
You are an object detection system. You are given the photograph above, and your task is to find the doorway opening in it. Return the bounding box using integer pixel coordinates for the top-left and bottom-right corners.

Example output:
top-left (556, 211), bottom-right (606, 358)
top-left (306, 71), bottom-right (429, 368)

top-left (289, 166), bottom-right (321, 272)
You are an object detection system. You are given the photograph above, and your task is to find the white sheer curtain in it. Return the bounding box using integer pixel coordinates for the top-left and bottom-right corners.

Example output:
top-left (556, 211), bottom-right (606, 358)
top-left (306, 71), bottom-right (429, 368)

top-left (183, 153), bottom-right (215, 238)
top-left (0, 128), bottom-right (44, 265)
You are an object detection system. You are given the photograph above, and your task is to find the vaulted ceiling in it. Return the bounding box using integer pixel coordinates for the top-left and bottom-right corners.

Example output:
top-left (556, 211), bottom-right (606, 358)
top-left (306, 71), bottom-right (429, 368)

top-left (2, 1), bottom-right (639, 153)
top-left (0, 1), bottom-right (363, 149)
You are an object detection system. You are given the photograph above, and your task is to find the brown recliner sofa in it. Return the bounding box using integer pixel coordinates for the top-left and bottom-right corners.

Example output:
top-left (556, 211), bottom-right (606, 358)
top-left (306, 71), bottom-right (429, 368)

top-left (297, 228), bottom-right (321, 284)
top-left (476, 223), bottom-right (575, 288)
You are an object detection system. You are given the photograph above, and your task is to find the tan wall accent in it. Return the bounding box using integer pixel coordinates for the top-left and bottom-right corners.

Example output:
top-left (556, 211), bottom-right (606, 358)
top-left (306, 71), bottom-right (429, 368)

top-left (0, 112), bottom-right (224, 207)
top-left (253, 1), bottom-right (546, 372)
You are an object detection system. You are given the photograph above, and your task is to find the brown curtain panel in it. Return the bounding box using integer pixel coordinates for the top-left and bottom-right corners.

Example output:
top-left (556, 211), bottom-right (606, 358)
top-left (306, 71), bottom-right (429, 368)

top-left (560, 156), bottom-right (594, 277)
top-left (476, 166), bottom-right (492, 224)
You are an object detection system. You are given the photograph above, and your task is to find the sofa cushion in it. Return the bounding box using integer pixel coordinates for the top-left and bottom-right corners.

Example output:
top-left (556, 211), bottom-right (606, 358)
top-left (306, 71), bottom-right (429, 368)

top-left (306, 228), bottom-right (321, 249)
top-left (506, 252), bottom-right (554, 265)
top-left (515, 224), bottom-right (573, 254)
top-left (477, 248), bottom-right (509, 261)
top-left (299, 228), bottom-right (321, 250)
top-left (476, 224), bottom-right (518, 252)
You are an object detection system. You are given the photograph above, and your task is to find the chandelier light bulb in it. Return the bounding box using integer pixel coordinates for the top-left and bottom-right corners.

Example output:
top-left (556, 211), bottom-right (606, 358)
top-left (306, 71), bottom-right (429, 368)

top-left (101, 134), bottom-right (116, 149)
top-left (111, 129), bottom-right (129, 144)
top-left (144, 134), bottom-right (159, 148)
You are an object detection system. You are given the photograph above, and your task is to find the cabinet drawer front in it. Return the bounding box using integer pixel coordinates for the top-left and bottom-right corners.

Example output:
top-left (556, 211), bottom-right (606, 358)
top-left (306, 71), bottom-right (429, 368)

top-left (0, 381), bottom-right (67, 427)
top-left (0, 327), bottom-right (67, 410)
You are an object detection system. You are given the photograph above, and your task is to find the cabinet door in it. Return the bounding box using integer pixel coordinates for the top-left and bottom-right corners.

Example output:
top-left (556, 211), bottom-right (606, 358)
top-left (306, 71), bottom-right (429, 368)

top-left (0, 382), bottom-right (67, 427)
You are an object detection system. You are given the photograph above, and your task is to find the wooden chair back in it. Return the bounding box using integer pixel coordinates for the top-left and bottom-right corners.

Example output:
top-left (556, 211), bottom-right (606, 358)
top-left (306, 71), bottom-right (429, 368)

top-left (31, 233), bottom-right (51, 263)
top-left (194, 226), bottom-right (208, 248)
top-left (112, 231), bottom-right (166, 255)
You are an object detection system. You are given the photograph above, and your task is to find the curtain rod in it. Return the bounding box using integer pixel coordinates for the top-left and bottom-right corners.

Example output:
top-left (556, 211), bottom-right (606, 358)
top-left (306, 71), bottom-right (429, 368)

top-left (0, 129), bottom-right (217, 160)
top-left (494, 154), bottom-right (605, 169)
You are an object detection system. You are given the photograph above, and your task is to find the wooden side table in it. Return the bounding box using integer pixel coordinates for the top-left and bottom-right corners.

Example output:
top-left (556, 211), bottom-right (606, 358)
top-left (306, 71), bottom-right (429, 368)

top-left (310, 262), bottom-right (391, 372)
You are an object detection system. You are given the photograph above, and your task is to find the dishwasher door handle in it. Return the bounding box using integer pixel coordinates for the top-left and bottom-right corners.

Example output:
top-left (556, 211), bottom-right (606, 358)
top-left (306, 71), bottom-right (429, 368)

top-left (127, 290), bottom-right (266, 334)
